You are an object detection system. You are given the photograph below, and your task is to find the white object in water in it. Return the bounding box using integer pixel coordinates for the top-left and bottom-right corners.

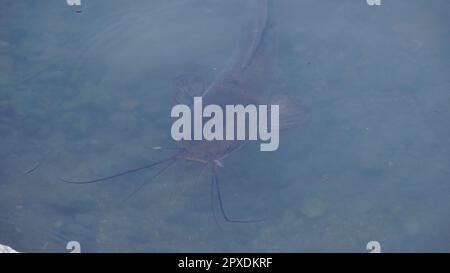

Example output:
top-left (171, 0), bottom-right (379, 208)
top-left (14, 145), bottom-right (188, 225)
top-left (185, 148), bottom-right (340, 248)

top-left (214, 160), bottom-right (224, 167)
top-left (0, 244), bottom-right (18, 253)
top-left (66, 0), bottom-right (81, 6)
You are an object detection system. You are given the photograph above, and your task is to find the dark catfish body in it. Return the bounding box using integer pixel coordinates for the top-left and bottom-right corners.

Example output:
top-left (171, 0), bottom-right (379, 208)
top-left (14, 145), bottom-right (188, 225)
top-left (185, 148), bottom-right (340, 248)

top-left (62, 0), bottom-right (303, 223)
top-left (63, 0), bottom-right (274, 181)
top-left (176, 0), bottom-right (273, 164)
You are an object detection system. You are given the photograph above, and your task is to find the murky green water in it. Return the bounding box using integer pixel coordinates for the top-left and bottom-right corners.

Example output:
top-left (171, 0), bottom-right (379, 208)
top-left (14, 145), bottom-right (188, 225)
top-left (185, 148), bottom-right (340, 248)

top-left (1, 0), bottom-right (449, 252)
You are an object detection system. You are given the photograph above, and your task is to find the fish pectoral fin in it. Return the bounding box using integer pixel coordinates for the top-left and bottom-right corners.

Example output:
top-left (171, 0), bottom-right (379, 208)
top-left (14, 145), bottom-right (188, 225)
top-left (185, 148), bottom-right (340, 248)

top-left (171, 74), bottom-right (207, 105)
top-left (271, 95), bottom-right (309, 130)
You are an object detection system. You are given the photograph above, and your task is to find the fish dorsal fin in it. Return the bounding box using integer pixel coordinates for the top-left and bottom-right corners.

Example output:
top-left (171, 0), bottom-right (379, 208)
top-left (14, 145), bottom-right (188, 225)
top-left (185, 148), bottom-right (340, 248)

top-left (171, 74), bottom-right (206, 105)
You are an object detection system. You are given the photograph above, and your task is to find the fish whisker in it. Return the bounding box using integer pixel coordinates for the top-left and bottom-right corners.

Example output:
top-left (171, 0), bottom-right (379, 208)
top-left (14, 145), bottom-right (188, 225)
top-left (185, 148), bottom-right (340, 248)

top-left (118, 158), bottom-right (177, 206)
top-left (212, 165), bottom-right (265, 224)
top-left (59, 157), bottom-right (175, 184)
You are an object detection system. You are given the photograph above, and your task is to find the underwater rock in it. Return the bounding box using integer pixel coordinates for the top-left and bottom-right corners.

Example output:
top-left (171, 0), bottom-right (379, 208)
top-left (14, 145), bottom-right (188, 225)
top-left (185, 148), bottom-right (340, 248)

top-left (301, 197), bottom-right (326, 218)
top-left (0, 244), bottom-right (18, 253)
top-left (118, 99), bottom-right (140, 112)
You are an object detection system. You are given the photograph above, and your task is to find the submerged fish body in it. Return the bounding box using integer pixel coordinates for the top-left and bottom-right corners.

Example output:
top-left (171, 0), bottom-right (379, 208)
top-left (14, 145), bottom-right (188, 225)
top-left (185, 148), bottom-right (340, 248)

top-left (177, 0), bottom-right (274, 163)
top-left (204, 0), bottom-right (272, 106)
top-left (62, 0), bottom-right (307, 223)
